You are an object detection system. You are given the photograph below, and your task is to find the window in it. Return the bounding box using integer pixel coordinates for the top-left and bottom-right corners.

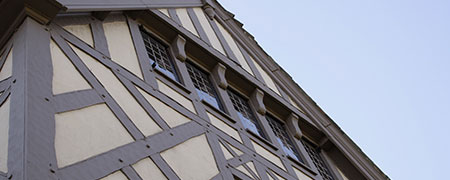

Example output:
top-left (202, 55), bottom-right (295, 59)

top-left (227, 90), bottom-right (265, 138)
top-left (301, 139), bottom-right (335, 180)
top-left (266, 115), bottom-right (303, 163)
top-left (186, 62), bottom-right (223, 110)
top-left (140, 27), bottom-right (178, 80)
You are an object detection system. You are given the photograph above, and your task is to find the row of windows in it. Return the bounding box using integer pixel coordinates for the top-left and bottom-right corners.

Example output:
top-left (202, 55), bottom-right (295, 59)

top-left (139, 27), bottom-right (336, 179)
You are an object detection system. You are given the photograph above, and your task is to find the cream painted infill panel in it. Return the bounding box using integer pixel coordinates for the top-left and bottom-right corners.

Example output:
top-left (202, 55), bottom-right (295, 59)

top-left (336, 167), bottom-right (349, 180)
top-left (236, 165), bottom-right (253, 178)
top-left (269, 170), bottom-right (286, 180)
top-left (50, 40), bottom-right (91, 94)
top-left (55, 103), bottom-right (134, 168)
top-left (101, 171), bottom-right (129, 180)
top-left (137, 87), bottom-right (191, 128)
top-left (156, 79), bottom-right (196, 113)
top-left (288, 96), bottom-right (305, 113)
top-left (293, 166), bottom-right (313, 180)
top-left (0, 97), bottom-right (10, 172)
top-left (206, 112), bottom-right (242, 143)
top-left (132, 158), bottom-right (167, 180)
top-left (71, 44), bottom-right (162, 137)
top-left (251, 140), bottom-right (286, 171)
top-left (103, 18), bottom-right (143, 79)
top-left (175, 8), bottom-right (199, 36)
top-left (158, 9), bottom-right (170, 17)
top-left (219, 143), bottom-right (234, 160)
top-left (250, 56), bottom-right (281, 95)
top-left (0, 48), bottom-right (13, 81)
top-left (247, 162), bottom-right (258, 178)
top-left (161, 134), bottom-right (219, 180)
top-left (214, 20), bottom-right (254, 76)
top-left (192, 8), bottom-right (226, 55)
top-left (219, 141), bottom-right (243, 160)
top-left (63, 24), bottom-right (94, 47)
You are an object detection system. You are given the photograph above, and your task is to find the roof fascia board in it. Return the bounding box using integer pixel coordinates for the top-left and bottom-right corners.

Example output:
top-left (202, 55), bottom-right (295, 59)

top-left (56, 0), bottom-right (203, 12)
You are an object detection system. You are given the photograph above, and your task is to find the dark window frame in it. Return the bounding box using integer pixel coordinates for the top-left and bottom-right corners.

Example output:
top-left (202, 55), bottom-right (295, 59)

top-left (227, 88), bottom-right (266, 139)
top-left (139, 26), bottom-right (180, 81)
top-left (185, 61), bottom-right (224, 111)
top-left (266, 114), bottom-right (304, 163)
top-left (301, 139), bottom-right (337, 180)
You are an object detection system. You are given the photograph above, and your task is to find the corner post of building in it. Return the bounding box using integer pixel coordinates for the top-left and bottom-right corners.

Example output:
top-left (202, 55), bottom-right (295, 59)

top-left (8, 17), bottom-right (58, 180)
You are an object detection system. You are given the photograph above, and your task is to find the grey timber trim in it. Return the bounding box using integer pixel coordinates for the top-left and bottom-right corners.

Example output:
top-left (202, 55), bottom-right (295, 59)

top-left (186, 7), bottom-right (212, 45)
top-left (7, 17), bottom-right (60, 180)
top-left (168, 9), bottom-right (182, 25)
top-left (126, 16), bottom-right (158, 88)
top-left (8, 18), bottom-right (26, 180)
top-left (121, 166), bottom-right (141, 180)
top-left (239, 42), bottom-right (264, 83)
top-left (207, 17), bottom-right (239, 64)
top-left (53, 89), bottom-right (104, 113)
top-left (91, 19), bottom-right (111, 57)
top-left (149, 154), bottom-right (180, 180)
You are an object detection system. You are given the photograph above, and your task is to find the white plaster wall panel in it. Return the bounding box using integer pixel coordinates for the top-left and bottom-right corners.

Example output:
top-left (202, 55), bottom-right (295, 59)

top-left (247, 162), bottom-right (258, 178)
top-left (250, 56), bottom-right (281, 95)
top-left (137, 87), bottom-right (191, 128)
top-left (251, 140), bottom-right (286, 171)
top-left (206, 112), bottom-right (242, 143)
top-left (103, 18), bottom-right (143, 79)
top-left (161, 134), bottom-right (219, 180)
top-left (293, 166), bottom-right (313, 180)
top-left (55, 103), bottom-right (134, 168)
top-left (336, 167), bottom-right (349, 180)
top-left (288, 96), bottom-right (304, 113)
top-left (158, 9), bottom-right (170, 17)
top-left (192, 7), bottom-right (226, 55)
top-left (175, 8), bottom-right (199, 36)
top-left (227, 142), bottom-right (244, 156)
top-left (156, 79), bottom-right (196, 113)
top-left (50, 40), bottom-right (91, 94)
top-left (268, 170), bottom-right (286, 180)
top-left (219, 143), bottom-right (234, 160)
top-left (0, 48), bottom-right (13, 81)
top-left (214, 20), bottom-right (254, 76)
top-left (71, 44), bottom-right (162, 137)
top-left (236, 165), bottom-right (253, 179)
top-left (132, 158), bottom-right (167, 180)
top-left (63, 24), bottom-right (94, 47)
top-left (0, 98), bottom-right (10, 172)
top-left (101, 171), bottom-right (129, 180)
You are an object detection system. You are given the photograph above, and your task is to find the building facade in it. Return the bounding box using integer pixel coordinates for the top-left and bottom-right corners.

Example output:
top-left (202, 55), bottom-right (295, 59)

top-left (0, 0), bottom-right (389, 179)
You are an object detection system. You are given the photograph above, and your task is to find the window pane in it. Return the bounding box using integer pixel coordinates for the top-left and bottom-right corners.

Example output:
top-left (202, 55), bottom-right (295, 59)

top-left (186, 62), bottom-right (223, 110)
top-left (227, 90), bottom-right (265, 138)
top-left (140, 27), bottom-right (178, 80)
top-left (301, 140), bottom-right (335, 180)
top-left (266, 115), bottom-right (303, 163)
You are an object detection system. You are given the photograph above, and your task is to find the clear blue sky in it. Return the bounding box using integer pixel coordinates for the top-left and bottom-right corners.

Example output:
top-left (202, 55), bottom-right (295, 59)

top-left (219, 0), bottom-right (450, 179)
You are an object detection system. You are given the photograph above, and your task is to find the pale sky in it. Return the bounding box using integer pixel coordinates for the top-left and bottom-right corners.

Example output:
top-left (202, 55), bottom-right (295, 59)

top-left (219, 0), bottom-right (450, 179)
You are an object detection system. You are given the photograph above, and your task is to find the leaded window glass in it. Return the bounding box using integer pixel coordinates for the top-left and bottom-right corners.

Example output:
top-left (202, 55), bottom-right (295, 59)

top-left (227, 90), bottom-right (265, 138)
top-left (301, 139), bottom-right (335, 180)
top-left (140, 27), bottom-right (178, 80)
top-left (266, 115), bottom-right (303, 163)
top-left (186, 62), bottom-right (223, 110)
